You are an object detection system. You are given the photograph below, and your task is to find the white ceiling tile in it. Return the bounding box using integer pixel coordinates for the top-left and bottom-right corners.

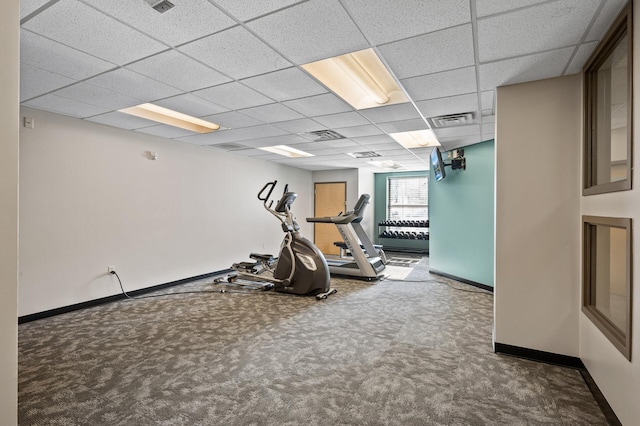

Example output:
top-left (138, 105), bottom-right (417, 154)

top-left (235, 134), bottom-right (311, 149)
top-left (477, 0), bottom-right (600, 62)
top-left (358, 103), bottom-right (420, 124)
top-left (135, 125), bottom-right (199, 139)
top-left (482, 114), bottom-right (496, 124)
top-left (20, 29), bottom-right (116, 80)
top-left (401, 67), bottom-right (477, 101)
top-left (179, 26), bottom-right (291, 80)
top-left (379, 25), bottom-right (475, 80)
top-left (155, 94), bottom-right (229, 118)
top-left (293, 140), bottom-right (357, 152)
top-left (415, 93), bottom-right (479, 118)
top-left (351, 134), bottom-right (394, 145)
top-left (53, 82), bottom-right (141, 110)
top-left (586, 0), bottom-right (626, 41)
top-left (21, 0), bottom-right (49, 19)
top-left (434, 124), bottom-right (481, 139)
top-left (283, 93), bottom-right (352, 117)
top-left (334, 125), bottom-right (383, 138)
top-left (200, 111), bottom-right (265, 129)
top-left (437, 135), bottom-right (485, 150)
top-left (126, 50), bottom-right (231, 92)
top-left (482, 124), bottom-right (496, 137)
top-left (378, 119), bottom-right (428, 134)
top-left (312, 112), bottom-right (370, 129)
top-left (84, 0), bottom-right (236, 47)
top-left (479, 47), bottom-right (575, 91)
top-left (23, 94), bottom-right (111, 118)
top-left (475, 0), bottom-right (549, 17)
top-left (193, 82), bottom-right (273, 110)
top-left (213, 0), bottom-right (302, 22)
top-left (247, 0), bottom-right (369, 64)
top-left (20, 64), bottom-right (75, 102)
top-left (84, 68), bottom-right (181, 101)
top-left (272, 118), bottom-right (326, 133)
top-left (239, 103), bottom-right (304, 123)
top-left (86, 111), bottom-right (158, 130)
top-left (356, 142), bottom-right (405, 152)
top-left (22, 0), bottom-right (167, 65)
top-left (241, 67), bottom-right (327, 102)
top-left (480, 90), bottom-right (495, 112)
top-left (342, 0), bottom-right (470, 45)
top-left (177, 125), bottom-right (288, 145)
top-left (373, 147), bottom-right (414, 156)
top-left (408, 147), bottom-right (434, 157)
top-left (565, 42), bottom-right (598, 75)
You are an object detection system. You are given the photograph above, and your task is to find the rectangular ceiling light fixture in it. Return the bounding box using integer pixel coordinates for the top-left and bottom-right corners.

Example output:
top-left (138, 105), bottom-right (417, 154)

top-left (390, 129), bottom-right (440, 149)
top-left (302, 48), bottom-right (409, 110)
top-left (119, 103), bottom-right (220, 133)
top-left (259, 145), bottom-right (314, 158)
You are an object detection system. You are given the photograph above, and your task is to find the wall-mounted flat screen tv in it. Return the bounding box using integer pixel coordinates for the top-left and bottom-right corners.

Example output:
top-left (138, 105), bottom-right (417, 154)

top-left (430, 147), bottom-right (446, 182)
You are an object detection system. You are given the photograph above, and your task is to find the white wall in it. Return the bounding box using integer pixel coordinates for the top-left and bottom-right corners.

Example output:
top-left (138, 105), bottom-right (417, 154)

top-left (578, 2), bottom-right (640, 424)
top-left (494, 74), bottom-right (582, 356)
top-left (1, 1), bottom-right (18, 423)
top-left (358, 169), bottom-right (376, 239)
top-left (19, 107), bottom-right (312, 316)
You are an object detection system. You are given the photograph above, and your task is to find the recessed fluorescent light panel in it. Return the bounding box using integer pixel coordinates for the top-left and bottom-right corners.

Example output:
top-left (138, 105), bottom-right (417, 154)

top-left (390, 129), bottom-right (440, 149)
top-left (302, 48), bottom-right (409, 110)
top-left (119, 103), bottom-right (220, 133)
top-left (259, 145), bottom-right (314, 158)
top-left (368, 160), bottom-right (406, 170)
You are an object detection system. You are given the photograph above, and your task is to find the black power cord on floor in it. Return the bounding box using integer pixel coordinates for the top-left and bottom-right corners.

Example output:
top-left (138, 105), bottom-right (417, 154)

top-left (380, 276), bottom-right (493, 295)
top-left (109, 270), bottom-right (260, 300)
top-left (109, 270), bottom-right (296, 301)
top-left (110, 270), bottom-right (131, 299)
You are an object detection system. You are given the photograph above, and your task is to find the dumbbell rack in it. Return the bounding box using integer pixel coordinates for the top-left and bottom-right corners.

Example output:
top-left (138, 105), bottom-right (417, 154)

top-left (377, 219), bottom-right (429, 253)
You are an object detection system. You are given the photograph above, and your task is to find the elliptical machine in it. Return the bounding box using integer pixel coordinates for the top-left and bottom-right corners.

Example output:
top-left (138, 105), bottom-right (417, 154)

top-left (215, 180), bottom-right (336, 299)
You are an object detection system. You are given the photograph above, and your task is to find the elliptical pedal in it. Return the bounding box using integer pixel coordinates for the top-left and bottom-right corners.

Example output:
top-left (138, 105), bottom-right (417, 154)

top-left (315, 288), bottom-right (337, 300)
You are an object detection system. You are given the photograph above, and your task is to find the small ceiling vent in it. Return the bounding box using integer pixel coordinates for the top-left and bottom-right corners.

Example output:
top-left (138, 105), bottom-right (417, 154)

top-left (347, 151), bottom-right (381, 159)
top-left (304, 130), bottom-right (345, 142)
top-left (143, 0), bottom-right (175, 13)
top-left (428, 112), bottom-right (476, 128)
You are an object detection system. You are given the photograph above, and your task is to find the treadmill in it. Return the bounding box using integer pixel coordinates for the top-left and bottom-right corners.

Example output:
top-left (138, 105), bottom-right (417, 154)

top-left (307, 194), bottom-right (386, 280)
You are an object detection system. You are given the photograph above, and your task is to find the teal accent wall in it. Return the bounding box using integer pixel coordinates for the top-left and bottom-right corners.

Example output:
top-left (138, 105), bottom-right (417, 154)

top-left (429, 140), bottom-right (495, 286)
top-left (373, 170), bottom-right (429, 252)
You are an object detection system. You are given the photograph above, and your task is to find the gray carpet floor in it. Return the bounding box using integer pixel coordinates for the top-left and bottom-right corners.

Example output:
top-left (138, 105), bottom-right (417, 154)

top-left (18, 256), bottom-right (609, 425)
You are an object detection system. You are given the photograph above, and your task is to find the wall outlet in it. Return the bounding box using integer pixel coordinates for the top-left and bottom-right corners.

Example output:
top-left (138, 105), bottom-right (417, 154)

top-left (107, 266), bottom-right (115, 274)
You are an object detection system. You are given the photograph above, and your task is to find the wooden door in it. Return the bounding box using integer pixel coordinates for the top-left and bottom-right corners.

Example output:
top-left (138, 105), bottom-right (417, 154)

top-left (314, 182), bottom-right (346, 255)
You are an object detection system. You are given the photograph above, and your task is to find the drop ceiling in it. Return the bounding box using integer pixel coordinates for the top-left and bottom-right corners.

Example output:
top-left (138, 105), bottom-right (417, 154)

top-left (19, 0), bottom-right (626, 172)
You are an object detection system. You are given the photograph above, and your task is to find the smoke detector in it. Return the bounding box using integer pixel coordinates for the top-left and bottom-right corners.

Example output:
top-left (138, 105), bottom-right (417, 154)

top-left (143, 0), bottom-right (175, 13)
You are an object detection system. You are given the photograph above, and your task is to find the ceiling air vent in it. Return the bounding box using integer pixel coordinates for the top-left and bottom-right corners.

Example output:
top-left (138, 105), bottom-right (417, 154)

top-left (347, 151), bottom-right (381, 159)
top-left (143, 0), bottom-right (175, 13)
top-left (428, 112), bottom-right (476, 128)
top-left (304, 130), bottom-right (345, 142)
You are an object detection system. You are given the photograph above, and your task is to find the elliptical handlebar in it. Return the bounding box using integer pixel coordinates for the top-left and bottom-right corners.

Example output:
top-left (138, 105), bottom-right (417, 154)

top-left (257, 180), bottom-right (299, 232)
top-left (258, 180), bottom-right (277, 202)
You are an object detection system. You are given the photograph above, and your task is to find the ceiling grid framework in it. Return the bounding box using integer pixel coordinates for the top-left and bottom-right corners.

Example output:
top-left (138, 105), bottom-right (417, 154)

top-left (19, 0), bottom-right (628, 171)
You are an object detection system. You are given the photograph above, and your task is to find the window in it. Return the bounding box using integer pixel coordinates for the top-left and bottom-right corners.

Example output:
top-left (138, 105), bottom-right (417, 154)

top-left (582, 216), bottom-right (632, 360)
top-left (387, 175), bottom-right (428, 221)
top-left (583, 3), bottom-right (632, 195)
